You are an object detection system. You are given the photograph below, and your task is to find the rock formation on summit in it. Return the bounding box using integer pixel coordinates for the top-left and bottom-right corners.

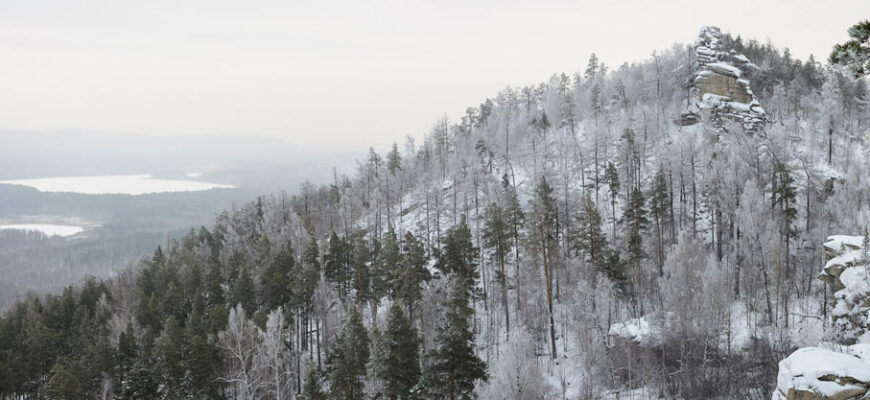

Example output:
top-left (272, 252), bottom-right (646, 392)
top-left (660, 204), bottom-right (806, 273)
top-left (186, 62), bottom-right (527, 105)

top-left (681, 26), bottom-right (766, 133)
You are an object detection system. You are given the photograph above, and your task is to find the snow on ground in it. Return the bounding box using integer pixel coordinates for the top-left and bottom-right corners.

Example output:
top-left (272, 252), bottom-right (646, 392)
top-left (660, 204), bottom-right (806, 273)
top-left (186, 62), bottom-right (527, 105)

top-left (825, 235), bottom-right (865, 252)
top-left (0, 224), bottom-right (84, 237)
top-left (608, 314), bottom-right (664, 347)
top-left (0, 174), bottom-right (235, 195)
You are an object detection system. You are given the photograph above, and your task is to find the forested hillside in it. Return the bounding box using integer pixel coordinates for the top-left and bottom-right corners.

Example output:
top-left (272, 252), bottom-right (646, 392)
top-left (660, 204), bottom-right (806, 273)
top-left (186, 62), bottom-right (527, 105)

top-left (1, 25), bottom-right (869, 399)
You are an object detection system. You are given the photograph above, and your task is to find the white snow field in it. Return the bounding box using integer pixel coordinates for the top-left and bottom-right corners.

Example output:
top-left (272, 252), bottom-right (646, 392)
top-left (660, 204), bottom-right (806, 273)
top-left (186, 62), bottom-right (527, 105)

top-left (0, 224), bottom-right (84, 237)
top-left (0, 174), bottom-right (234, 195)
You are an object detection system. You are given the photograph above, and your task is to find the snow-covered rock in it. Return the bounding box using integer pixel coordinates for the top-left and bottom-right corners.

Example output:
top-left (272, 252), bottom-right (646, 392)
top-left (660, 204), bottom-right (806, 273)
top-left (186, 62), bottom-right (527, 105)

top-left (683, 25), bottom-right (766, 133)
top-left (608, 313), bottom-right (667, 347)
top-left (775, 235), bottom-right (870, 399)
top-left (818, 234), bottom-right (870, 343)
top-left (772, 346), bottom-right (870, 400)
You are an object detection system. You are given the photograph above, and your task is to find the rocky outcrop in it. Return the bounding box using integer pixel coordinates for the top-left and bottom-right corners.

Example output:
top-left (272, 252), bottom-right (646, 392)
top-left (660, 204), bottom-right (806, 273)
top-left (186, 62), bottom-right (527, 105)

top-left (681, 26), bottom-right (766, 133)
top-left (772, 346), bottom-right (870, 400)
top-left (773, 235), bottom-right (870, 399)
top-left (819, 235), bottom-right (870, 344)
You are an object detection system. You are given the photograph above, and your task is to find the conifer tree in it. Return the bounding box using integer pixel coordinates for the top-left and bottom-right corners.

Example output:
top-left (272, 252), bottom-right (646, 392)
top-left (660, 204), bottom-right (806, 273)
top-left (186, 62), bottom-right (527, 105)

top-left (261, 244), bottom-right (294, 311)
top-left (230, 266), bottom-right (257, 317)
top-left (502, 174), bottom-right (524, 311)
top-left (773, 162), bottom-right (798, 276)
top-left (530, 177), bottom-right (559, 358)
top-left (397, 231), bottom-right (431, 318)
top-left (371, 230), bottom-right (400, 321)
top-left (387, 142), bottom-right (403, 175)
top-left (649, 167), bottom-right (669, 275)
top-left (43, 357), bottom-right (93, 399)
top-left (574, 194), bottom-right (608, 269)
top-left (434, 215), bottom-right (479, 296)
top-left (122, 368), bottom-right (159, 399)
top-left (423, 278), bottom-right (486, 400)
top-left (585, 53), bottom-right (600, 79)
top-left (604, 161), bottom-right (620, 238)
top-left (293, 238), bottom-right (322, 310)
top-left (830, 20), bottom-right (870, 77)
top-left (350, 233), bottom-right (373, 306)
top-left (116, 323), bottom-right (137, 384)
top-left (152, 315), bottom-right (185, 396)
top-left (378, 303), bottom-right (421, 400)
top-left (483, 202), bottom-right (512, 335)
top-left (329, 307), bottom-right (370, 400)
top-left (621, 187), bottom-right (648, 267)
top-left (300, 366), bottom-right (327, 400)
top-left (325, 232), bottom-right (350, 298)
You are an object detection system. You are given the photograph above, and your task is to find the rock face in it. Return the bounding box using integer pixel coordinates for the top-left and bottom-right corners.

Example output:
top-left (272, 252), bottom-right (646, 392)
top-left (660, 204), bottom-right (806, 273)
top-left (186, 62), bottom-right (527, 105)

top-left (773, 235), bottom-right (870, 399)
top-left (819, 235), bottom-right (870, 344)
top-left (681, 26), bottom-right (766, 133)
top-left (772, 346), bottom-right (870, 400)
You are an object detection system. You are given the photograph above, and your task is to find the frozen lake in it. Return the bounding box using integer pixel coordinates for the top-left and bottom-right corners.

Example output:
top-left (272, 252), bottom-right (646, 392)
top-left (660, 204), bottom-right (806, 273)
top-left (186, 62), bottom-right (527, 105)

top-left (0, 174), bottom-right (235, 195)
top-left (0, 224), bottom-right (84, 237)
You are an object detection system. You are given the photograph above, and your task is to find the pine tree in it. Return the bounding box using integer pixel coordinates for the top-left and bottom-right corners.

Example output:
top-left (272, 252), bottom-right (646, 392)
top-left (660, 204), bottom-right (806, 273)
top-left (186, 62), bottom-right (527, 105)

top-left (585, 53), bottom-right (600, 79)
top-left (116, 323), bottom-right (137, 384)
top-left (230, 266), bottom-right (257, 317)
top-left (293, 238), bottom-right (322, 310)
top-left (43, 357), bottom-right (93, 399)
top-left (530, 176), bottom-right (559, 358)
top-left (483, 202), bottom-right (512, 335)
top-left (862, 227), bottom-right (870, 263)
top-left (603, 161), bottom-right (620, 238)
top-left (621, 187), bottom-right (648, 266)
top-left (300, 366), bottom-right (327, 400)
top-left (262, 244), bottom-right (295, 311)
top-left (378, 303), bottom-right (421, 400)
top-left (574, 194), bottom-right (607, 269)
top-left (184, 307), bottom-right (221, 398)
top-left (372, 230), bottom-right (400, 320)
top-left (434, 215), bottom-right (479, 296)
top-left (603, 248), bottom-right (630, 299)
top-left (387, 142), bottom-right (403, 176)
top-left (152, 316), bottom-right (185, 396)
top-left (325, 232), bottom-right (350, 298)
top-left (649, 167), bottom-right (669, 275)
top-left (329, 307), bottom-right (370, 400)
top-left (830, 20), bottom-right (870, 77)
top-left (396, 231), bottom-right (431, 318)
top-left (502, 174), bottom-right (524, 312)
top-left (122, 368), bottom-right (159, 399)
top-left (774, 162), bottom-right (798, 276)
top-left (423, 278), bottom-right (486, 400)
top-left (350, 232), bottom-right (373, 306)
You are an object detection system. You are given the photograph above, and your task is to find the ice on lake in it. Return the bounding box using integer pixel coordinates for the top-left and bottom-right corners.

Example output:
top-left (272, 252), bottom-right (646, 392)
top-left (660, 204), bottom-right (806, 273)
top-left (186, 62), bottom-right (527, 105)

top-left (0, 224), bottom-right (84, 237)
top-left (0, 174), bottom-right (235, 195)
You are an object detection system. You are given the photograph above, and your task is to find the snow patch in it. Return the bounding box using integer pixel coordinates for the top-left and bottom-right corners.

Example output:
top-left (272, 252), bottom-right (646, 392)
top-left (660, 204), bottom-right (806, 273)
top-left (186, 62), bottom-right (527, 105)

top-left (0, 224), bottom-right (84, 237)
top-left (0, 174), bottom-right (235, 195)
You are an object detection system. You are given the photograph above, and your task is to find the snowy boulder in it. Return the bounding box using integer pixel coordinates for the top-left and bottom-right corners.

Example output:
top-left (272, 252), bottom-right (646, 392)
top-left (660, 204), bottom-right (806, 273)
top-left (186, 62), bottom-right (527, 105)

top-left (608, 314), bottom-right (666, 347)
top-left (772, 347), bottom-right (870, 400)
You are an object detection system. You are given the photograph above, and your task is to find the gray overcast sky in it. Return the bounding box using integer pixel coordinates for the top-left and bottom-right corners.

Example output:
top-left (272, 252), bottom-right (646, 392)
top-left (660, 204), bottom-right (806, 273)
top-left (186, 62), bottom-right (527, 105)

top-left (1, 0), bottom-right (867, 151)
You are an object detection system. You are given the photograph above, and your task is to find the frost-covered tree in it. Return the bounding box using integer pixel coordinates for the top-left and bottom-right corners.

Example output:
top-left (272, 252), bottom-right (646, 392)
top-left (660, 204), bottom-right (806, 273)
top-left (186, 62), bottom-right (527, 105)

top-left (217, 305), bottom-right (263, 399)
top-left (830, 20), bottom-right (870, 77)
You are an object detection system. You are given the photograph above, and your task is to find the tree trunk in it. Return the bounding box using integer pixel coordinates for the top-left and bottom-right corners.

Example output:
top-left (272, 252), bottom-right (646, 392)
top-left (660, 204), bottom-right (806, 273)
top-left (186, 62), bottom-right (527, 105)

top-left (542, 238), bottom-right (557, 359)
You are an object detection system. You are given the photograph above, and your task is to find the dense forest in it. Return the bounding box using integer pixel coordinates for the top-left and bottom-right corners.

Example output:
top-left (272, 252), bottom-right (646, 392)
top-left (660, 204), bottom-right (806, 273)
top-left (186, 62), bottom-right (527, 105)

top-left (1, 24), bottom-right (870, 399)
